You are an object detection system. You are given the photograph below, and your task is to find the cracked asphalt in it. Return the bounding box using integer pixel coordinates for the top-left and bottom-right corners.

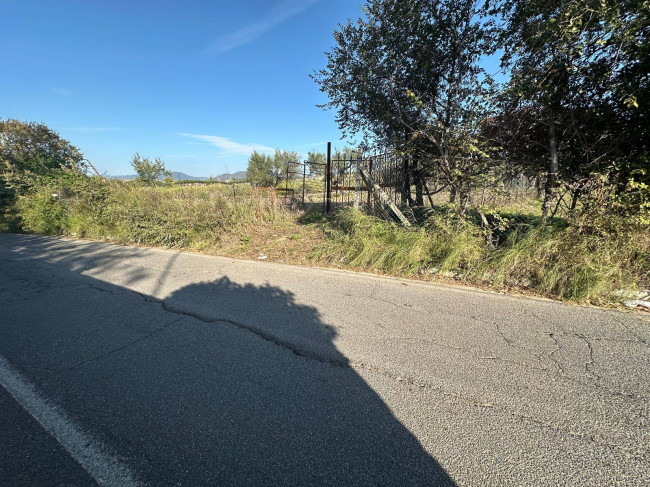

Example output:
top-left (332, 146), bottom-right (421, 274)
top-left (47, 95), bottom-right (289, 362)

top-left (1, 233), bottom-right (649, 486)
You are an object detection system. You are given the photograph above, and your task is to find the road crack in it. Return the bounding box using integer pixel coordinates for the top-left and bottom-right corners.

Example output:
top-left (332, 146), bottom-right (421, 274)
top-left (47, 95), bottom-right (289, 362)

top-left (42, 316), bottom-right (186, 381)
top-left (139, 294), bottom-right (350, 368)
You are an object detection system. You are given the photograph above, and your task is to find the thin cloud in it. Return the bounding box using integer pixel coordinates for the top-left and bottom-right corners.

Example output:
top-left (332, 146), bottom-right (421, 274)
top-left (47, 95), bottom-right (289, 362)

top-left (205, 0), bottom-right (319, 54)
top-left (178, 133), bottom-right (275, 156)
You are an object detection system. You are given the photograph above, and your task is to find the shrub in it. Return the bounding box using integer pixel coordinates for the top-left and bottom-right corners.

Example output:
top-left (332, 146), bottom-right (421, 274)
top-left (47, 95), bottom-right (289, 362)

top-left (17, 185), bottom-right (67, 234)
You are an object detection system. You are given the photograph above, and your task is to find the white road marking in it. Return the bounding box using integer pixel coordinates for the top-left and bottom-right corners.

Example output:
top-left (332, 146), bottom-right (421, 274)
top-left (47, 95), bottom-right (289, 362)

top-left (0, 356), bottom-right (141, 486)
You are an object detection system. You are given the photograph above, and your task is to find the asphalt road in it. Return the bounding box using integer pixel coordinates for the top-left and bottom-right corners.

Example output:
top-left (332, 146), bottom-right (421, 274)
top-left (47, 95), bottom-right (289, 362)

top-left (0, 233), bottom-right (649, 486)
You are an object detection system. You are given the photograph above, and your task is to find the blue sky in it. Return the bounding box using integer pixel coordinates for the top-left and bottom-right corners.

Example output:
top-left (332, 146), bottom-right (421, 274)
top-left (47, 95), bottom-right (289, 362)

top-left (1, 0), bottom-right (364, 176)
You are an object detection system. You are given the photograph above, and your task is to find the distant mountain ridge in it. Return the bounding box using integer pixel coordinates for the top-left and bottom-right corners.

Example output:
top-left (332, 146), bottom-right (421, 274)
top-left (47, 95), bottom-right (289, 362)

top-left (213, 171), bottom-right (247, 181)
top-left (170, 172), bottom-right (207, 181)
top-left (107, 171), bottom-right (247, 181)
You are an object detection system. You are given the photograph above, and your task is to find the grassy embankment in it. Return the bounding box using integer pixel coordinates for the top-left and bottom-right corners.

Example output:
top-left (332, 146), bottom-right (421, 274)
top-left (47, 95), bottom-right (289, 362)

top-left (9, 177), bottom-right (650, 304)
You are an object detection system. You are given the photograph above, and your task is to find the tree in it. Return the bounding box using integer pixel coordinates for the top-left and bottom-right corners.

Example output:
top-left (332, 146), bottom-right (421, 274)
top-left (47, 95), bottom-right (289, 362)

top-left (130, 153), bottom-right (170, 185)
top-left (246, 150), bottom-right (275, 187)
top-left (493, 0), bottom-right (650, 220)
top-left (314, 0), bottom-right (499, 211)
top-left (0, 119), bottom-right (91, 229)
top-left (272, 149), bottom-right (300, 185)
top-left (306, 150), bottom-right (326, 177)
top-left (1, 119), bottom-right (88, 195)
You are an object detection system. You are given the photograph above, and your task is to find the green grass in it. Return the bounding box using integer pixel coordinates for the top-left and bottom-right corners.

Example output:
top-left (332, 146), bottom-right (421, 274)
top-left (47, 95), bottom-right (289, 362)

top-left (16, 179), bottom-right (296, 249)
top-left (479, 221), bottom-right (650, 300)
top-left (316, 206), bottom-right (649, 303)
top-left (10, 174), bottom-right (650, 304)
top-left (277, 178), bottom-right (324, 194)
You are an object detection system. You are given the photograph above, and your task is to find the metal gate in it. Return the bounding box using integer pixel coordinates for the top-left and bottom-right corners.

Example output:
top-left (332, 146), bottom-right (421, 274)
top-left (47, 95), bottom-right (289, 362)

top-left (322, 142), bottom-right (406, 215)
top-left (283, 142), bottom-right (412, 221)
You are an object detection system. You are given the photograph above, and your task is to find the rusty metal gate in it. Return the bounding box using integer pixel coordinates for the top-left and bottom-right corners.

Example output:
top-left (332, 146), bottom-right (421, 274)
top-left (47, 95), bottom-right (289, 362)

top-left (282, 142), bottom-right (412, 218)
top-left (323, 142), bottom-right (406, 215)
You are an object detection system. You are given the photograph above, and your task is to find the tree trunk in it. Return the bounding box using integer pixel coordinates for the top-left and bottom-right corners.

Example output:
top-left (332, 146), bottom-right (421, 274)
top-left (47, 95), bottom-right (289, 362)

top-left (458, 189), bottom-right (469, 216)
top-left (541, 124), bottom-right (559, 223)
top-left (570, 186), bottom-right (581, 211)
top-left (449, 186), bottom-right (457, 204)
top-left (422, 179), bottom-right (435, 207)
top-left (413, 156), bottom-right (424, 206)
top-left (536, 174), bottom-right (543, 199)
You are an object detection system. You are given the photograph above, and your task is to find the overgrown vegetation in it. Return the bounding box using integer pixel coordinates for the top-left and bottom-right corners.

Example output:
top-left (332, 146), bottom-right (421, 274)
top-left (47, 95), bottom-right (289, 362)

top-left (314, 0), bottom-right (649, 221)
top-left (317, 207), bottom-right (649, 303)
top-left (2, 0), bottom-right (649, 306)
top-left (0, 119), bottom-right (93, 231)
top-left (16, 176), bottom-right (294, 249)
top-left (8, 170), bottom-right (649, 303)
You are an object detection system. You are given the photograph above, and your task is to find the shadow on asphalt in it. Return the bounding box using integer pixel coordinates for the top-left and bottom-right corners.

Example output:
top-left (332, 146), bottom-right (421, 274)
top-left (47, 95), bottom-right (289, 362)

top-left (0, 234), bottom-right (456, 486)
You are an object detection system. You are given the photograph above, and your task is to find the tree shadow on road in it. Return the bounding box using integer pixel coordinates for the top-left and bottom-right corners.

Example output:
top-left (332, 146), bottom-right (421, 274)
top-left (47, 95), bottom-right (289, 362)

top-left (0, 235), bottom-right (457, 485)
top-left (120, 276), bottom-right (457, 485)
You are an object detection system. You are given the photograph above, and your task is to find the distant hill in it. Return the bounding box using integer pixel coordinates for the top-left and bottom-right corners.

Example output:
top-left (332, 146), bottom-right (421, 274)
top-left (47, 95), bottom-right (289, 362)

top-left (170, 172), bottom-right (208, 181)
top-left (213, 171), bottom-right (247, 181)
top-left (106, 171), bottom-right (247, 181)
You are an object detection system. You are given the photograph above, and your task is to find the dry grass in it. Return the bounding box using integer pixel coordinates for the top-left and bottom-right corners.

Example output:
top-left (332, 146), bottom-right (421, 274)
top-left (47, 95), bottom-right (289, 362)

top-left (12, 176), bottom-right (650, 304)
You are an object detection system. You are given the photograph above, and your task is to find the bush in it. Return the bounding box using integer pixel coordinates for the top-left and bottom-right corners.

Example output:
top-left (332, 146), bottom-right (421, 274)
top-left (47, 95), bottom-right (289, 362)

top-left (17, 185), bottom-right (67, 234)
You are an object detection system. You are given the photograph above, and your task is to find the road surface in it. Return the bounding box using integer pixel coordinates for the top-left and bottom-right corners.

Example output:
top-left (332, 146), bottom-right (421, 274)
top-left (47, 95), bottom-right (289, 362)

top-left (1, 233), bottom-right (648, 486)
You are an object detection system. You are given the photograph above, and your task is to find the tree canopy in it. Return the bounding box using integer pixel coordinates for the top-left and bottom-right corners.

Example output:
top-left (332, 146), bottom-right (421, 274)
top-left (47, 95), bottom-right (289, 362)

top-left (315, 0), bottom-right (649, 221)
top-left (130, 153), bottom-right (170, 185)
top-left (246, 151), bottom-right (275, 187)
top-left (314, 0), bottom-right (500, 211)
top-left (0, 119), bottom-right (89, 193)
top-left (491, 0), bottom-right (650, 218)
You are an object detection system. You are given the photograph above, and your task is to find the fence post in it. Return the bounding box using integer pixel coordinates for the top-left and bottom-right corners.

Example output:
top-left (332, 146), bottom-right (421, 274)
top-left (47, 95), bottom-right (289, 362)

top-left (326, 142), bottom-right (332, 215)
top-left (302, 161), bottom-right (306, 205)
top-left (354, 150), bottom-right (361, 210)
top-left (322, 168), bottom-right (327, 214)
top-left (368, 158), bottom-right (373, 207)
top-left (285, 164), bottom-right (289, 204)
